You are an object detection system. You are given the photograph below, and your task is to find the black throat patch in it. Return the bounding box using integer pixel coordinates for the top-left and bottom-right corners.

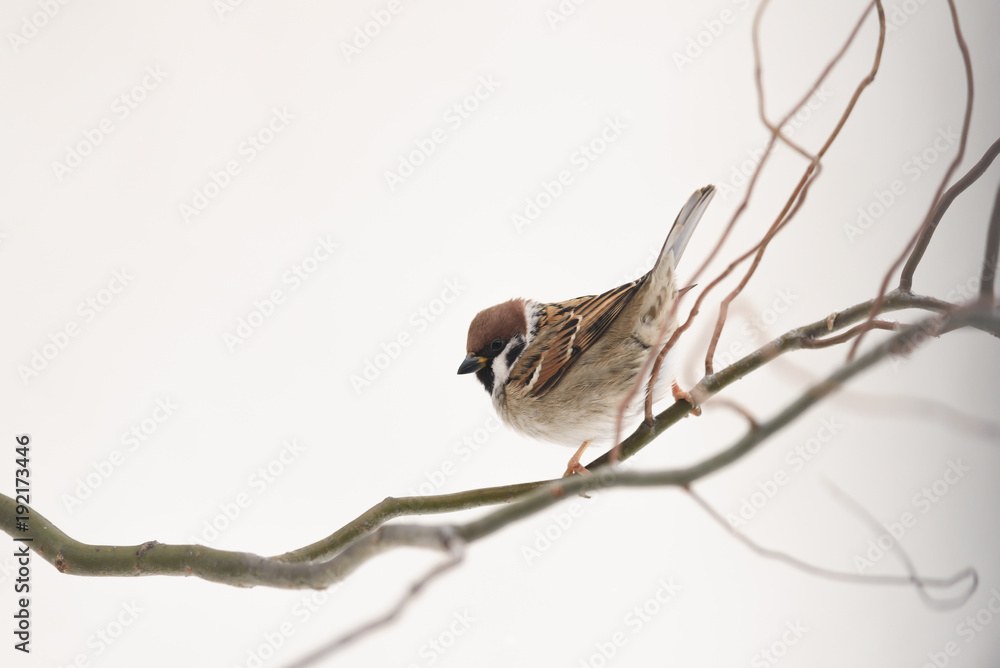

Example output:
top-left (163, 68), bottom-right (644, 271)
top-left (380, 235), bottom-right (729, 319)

top-left (475, 366), bottom-right (495, 394)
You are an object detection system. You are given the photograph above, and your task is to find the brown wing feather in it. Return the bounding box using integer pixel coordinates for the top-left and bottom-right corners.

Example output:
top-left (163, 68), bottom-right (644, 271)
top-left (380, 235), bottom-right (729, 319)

top-left (510, 277), bottom-right (646, 397)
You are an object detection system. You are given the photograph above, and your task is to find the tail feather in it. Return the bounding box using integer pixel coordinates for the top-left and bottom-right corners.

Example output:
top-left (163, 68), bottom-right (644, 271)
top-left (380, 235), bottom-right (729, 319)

top-left (634, 185), bottom-right (715, 343)
top-left (633, 185), bottom-right (716, 402)
top-left (654, 184), bottom-right (716, 276)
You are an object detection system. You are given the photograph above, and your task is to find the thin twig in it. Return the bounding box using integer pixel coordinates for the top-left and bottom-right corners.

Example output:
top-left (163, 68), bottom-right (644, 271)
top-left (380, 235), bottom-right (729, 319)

top-left (283, 537), bottom-right (464, 668)
top-left (708, 398), bottom-right (760, 430)
top-left (800, 319), bottom-right (898, 349)
top-left (637, 1), bottom-right (887, 439)
top-left (685, 487), bottom-right (976, 610)
top-left (752, 350), bottom-right (1000, 442)
top-left (850, 0), bottom-right (974, 360)
top-left (703, 0), bottom-right (886, 374)
top-left (901, 137), bottom-right (1000, 293)
top-left (981, 178), bottom-right (1000, 300)
top-left (823, 482), bottom-right (977, 610)
top-left (628, 1), bottom-right (816, 430)
top-left (596, 290), bottom-right (957, 468)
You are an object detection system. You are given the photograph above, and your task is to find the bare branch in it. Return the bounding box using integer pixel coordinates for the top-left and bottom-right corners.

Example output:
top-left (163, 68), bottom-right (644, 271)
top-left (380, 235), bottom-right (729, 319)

top-left (900, 136), bottom-right (1000, 293)
top-left (276, 483), bottom-right (538, 564)
top-left (824, 482), bottom-right (977, 610)
top-left (629, 1), bottom-right (884, 431)
top-left (752, 352), bottom-right (1000, 442)
top-left (685, 487), bottom-right (976, 610)
top-left (850, 0), bottom-right (974, 359)
top-left (634, 2), bottom-right (889, 439)
top-left (595, 290), bottom-right (955, 468)
top-left (981, 178), bottom-right (1000, 300)
top-left (0, 494), bottom-right (457, 590)
top-left (751, 0), bottom-right (823, 163)
top-left (800, 319), bottom-right (898, 349)
top-left (458, 305), bottom-right (1000, 544)
top-left (708, 397), bottom-right (760, 430)
top-left (703, 0), bottom-right (887, 374)
top-left (284, 542), bottom-right (464, 668)
top-left (3, 299), bottom-right (994, 595)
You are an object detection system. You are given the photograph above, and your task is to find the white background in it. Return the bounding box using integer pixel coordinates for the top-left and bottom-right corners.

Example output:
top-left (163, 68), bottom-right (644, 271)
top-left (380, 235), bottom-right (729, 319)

top-left (2, 1), bottom-right (1000, 666)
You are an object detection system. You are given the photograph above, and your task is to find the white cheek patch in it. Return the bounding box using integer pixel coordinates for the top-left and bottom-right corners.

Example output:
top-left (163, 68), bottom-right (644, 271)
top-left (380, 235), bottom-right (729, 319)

top-left (490, 335), bottom-right (525, 397)
top-left (491, 355), bottom-right (511, 390)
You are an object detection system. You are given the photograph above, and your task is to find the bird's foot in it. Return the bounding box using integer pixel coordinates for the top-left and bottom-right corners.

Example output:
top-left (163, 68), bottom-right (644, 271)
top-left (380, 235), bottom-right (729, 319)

top-left (671, 380), bottom-right (702, 416)
top-left (562, 440), bottom-right (593, 478)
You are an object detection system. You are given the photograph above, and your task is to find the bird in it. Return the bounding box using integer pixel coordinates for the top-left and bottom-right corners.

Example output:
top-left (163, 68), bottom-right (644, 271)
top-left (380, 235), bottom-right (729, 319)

top-left (457, 185), bottom-right (716, 476)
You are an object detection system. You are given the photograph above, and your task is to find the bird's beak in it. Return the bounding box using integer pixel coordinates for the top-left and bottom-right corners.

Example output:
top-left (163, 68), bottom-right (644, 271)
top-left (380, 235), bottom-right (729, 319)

top-left (457, 355), bottom-right (487, 375)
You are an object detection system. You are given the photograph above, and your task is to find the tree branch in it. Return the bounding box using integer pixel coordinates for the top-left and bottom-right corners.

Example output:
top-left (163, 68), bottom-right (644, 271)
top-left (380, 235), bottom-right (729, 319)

top-left (636, 2), bottom-right (887, 429)
top-left (900, 136), bottom-right (1000, 293)
top-left (456, 305), bottom-right (999, 544)
top-left (981, 177), bottom-right (1000, 300)
top-left (284, 544), bottom-right (464, 668)
top-left (0, 498), bottom-right (458, 590)
top-left (702, 0), bottom-right (887, 375)
top-left (4, 296), bottom-right (992, 592)
top-left (686, 487), bottom-right (976, 610)
top-left (850, 0), bottom-right (975, 359)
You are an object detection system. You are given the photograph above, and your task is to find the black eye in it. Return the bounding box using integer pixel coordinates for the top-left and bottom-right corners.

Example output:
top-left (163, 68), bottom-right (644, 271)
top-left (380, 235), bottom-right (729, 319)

top-left (490, 338), bottom-right (504, 352)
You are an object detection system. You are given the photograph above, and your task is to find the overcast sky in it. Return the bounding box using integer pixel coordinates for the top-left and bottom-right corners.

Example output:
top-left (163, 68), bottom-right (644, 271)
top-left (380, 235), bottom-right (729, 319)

top-left (2, 1), bottom-right (999, 666)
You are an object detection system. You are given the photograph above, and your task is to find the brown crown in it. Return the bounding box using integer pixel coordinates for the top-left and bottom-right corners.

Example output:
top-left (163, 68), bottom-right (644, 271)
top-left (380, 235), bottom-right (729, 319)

top-left (466, 299), bottom-right (528, 354)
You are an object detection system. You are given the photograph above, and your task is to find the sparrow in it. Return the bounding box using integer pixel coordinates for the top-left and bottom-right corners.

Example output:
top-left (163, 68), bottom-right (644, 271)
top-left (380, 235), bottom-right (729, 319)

top-left (457, 185), bottom-right (716, 475)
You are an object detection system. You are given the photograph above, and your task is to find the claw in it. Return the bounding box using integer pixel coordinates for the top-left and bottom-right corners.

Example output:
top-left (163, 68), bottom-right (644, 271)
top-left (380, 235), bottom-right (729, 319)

top-left (671, 380), bottom-right (701, 416)
top-left (562, 440), bottom-right (593, 478)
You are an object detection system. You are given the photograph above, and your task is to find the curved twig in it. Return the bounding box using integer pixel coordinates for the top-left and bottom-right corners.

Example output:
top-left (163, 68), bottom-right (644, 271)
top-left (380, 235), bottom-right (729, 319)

top-left (850, 0), bottom-right (974, 359)
top-left (981, 179), bottom-right (1000, 300)
top-left (901, 136), bottom-right (1000, 293)
top-left (284, 541), bottom-right (464, 668)
top-left (686, 487), bottom-right (976, 610)
top-left (702, 0), bottom-right (886, 374)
